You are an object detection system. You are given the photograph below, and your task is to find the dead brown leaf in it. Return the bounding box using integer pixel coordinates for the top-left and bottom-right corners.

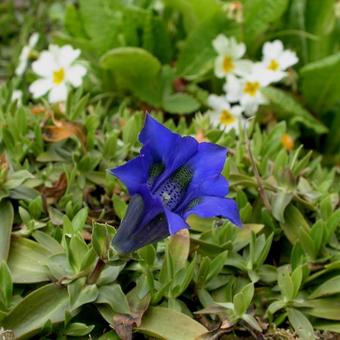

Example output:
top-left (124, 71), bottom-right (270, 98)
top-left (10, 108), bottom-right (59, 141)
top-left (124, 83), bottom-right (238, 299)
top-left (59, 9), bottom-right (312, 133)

top-left (40, 173), bottom-right (67, 205)
top-left (43, 121), bottom-right (87, 147)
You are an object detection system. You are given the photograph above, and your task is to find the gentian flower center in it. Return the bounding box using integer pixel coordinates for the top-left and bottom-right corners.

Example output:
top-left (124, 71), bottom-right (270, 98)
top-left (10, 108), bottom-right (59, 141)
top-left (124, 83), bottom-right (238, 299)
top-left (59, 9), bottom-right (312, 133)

top-left (154, 165), bottom-right (193, 210)
top-left (244, 81), bottom-right (260, 96)
top-left (219, 110), bottom-right (236, 126)
top-left (223, 56), bottom-right (235, 73)
top-left (52, 67), bottom-right (65, 85)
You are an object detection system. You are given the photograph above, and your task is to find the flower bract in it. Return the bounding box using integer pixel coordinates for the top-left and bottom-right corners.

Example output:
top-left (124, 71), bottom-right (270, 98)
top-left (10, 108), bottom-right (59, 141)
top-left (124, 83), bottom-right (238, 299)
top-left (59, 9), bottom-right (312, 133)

top-left (110, 115), bottom-right (241, 253)
top-left (29, 44), bottom-right (87, 103)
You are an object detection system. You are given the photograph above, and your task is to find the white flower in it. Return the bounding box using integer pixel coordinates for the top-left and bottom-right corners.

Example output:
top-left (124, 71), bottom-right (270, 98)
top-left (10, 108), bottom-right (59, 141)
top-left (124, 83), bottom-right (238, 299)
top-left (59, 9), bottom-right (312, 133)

top-left (212, 34), bottom-right (251, 78)
top-left (207, 94), bottom-right (246, 133)
top-left (15, 33), bottom-right (39, 76)
top-left (224, 64), bottom-right (272, 116)
top-left (11, 90), bottom-right (23, 103)
top-left (29, 45), bottom-right (87, 103)
top-left (261, 40), bottom-right (298, 82)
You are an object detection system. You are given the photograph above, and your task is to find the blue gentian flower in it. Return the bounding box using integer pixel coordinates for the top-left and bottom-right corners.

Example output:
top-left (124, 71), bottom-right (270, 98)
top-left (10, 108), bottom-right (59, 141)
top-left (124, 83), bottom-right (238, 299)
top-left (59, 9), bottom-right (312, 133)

top-left (110, 115), bottom-right (241, 253)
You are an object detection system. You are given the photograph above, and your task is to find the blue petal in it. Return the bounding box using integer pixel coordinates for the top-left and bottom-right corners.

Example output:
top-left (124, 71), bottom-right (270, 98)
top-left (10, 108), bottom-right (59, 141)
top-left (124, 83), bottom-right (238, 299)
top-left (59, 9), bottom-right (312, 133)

top-left (110, 156), bottom-right (147, 194)
top-left (186, 142), bottom-right (227, 184)
top-left (137, 185), bottom-right (164, 228)
top-left (183, 196), bottom-right (242, 227)
top-left (139, 115), bottom-right (198, 187)
top-left (175, 142), bottom-right (229, 210)
top-left (164, 208), bottom-right (189, 235)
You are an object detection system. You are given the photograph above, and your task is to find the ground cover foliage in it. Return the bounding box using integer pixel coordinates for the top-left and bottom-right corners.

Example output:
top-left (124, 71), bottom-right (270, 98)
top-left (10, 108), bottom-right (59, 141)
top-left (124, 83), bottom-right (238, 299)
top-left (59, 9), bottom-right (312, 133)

top-left (0, 0), bottom-right (340, 339)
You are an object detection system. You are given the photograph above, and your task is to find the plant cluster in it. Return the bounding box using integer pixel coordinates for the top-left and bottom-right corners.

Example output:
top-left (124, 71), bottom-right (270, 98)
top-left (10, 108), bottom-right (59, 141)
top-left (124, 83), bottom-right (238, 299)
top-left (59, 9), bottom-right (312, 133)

top-left (0, 0), bottom-right (339, 339)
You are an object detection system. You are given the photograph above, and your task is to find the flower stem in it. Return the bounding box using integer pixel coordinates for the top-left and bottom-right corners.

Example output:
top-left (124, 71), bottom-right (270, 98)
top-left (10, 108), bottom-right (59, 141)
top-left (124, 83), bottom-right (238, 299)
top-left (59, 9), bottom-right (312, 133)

top-left (87, 258), bottom-right (106, 284)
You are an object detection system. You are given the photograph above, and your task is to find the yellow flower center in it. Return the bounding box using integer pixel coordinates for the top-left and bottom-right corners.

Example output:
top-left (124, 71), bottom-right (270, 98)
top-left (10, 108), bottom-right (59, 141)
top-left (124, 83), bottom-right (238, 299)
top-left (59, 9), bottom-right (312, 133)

top-left (219, 110), bottom-right (235, 125)
top-left (223, 56), bottom-right (235, 73)
top-left (267, 59), bottom-right (280, 71)
top-left (243, 81), bottom-right (260, 96)
top-left (52, 68), bottom-right (65, 85)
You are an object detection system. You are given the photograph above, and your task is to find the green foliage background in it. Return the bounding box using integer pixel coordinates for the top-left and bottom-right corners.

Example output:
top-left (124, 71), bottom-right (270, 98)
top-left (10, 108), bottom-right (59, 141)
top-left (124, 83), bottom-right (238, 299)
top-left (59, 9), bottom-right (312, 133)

top-left (0, 0), bottom-right (339, 339)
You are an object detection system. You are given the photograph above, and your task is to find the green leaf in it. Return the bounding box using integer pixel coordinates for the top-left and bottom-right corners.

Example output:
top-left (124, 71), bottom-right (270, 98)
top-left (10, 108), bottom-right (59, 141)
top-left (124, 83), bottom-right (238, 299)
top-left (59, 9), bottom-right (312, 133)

top-left (242, 314), bottom-right (262, 332)
top-left (243, 0), bottom-right (289, 50)
top-left (305, 0), bottom-right (336, 62)
top-left (32, 230), bottom-right (64, 254)
top-left (262, 87), bottom-right (328, 134)
top-left (78, 0), bottom-right (121, 54)
top-left (315, 322), bottom-right (340, 334)
top-left (176, 13), bottom-right (240, 79)
top-left (309, 276), bottom-right (340, 299)
top-left (112, 195), bottom-right (127, 220)
top-left (163, 93), bottom-right (200, 114)
top-left (287, 308), bottom-right (316, 340)
top-left (281, 204), bottom-right (310, 245)
top-left (7, 237), bottom-right (52, 283)
top-left (300, 298), bottom-right (340, 320)
top-left (92, 223), bottom-right (110, 259)
top-left (96, 284), bottom-right (130, 314)
top-left (300, 52), bottom-right (340, 112)
top-left (137, 307), bottom-right (207, 339)
top-left (278, 268), bottom-right (295, 300)
top-left (68, 278), bottom-right (98, 310)
top-left (1, 283), bottom-right (69, 339)
top-left (0, 261), bottom-right (12, 309)
top-left (168, 229), bottom-right (190, 274)
top-left (72, 207), bottom-right (88, 232)
top-left (271, 190), bottom-right (294, 223)
top-left (0, 199), bottom-right (13, 261)
top-left (67, 234), bottom-right (89, 272)
top-left (65, 322), bottom-right (95, 337)
top-left (100, 47), bottom-right (162, 105)
top-left (163, 0), bottom-right (222, 32)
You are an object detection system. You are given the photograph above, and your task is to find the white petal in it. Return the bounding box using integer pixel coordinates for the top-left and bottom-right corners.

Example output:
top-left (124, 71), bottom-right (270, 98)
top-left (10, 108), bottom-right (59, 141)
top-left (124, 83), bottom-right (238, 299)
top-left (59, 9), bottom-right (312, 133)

top-left (229, 37), bottom-right (246, 59)
top-left (224, 75), bottom-right (243, 102)
top-left (234, 59), bottom-right (253, 77)
top-left (59, 45), bottom-right (81, 67)
top-left (278, 50), bottom-right (298, 69)
top-left (32, 51), bottom-right (56, 77)
top-left (29, 78), bottom-right (53, 98)
top-left (240, 95), bottom-right (259, 116)
top-left (230, 105), bottom-right (243, 117)
top-left (12, 90), bottom-right (23, 102)
top-left (28, 33), bottom-right (39, 48)
top-left (212, 34), bottom-right (230, 55)
top-left (208, 94), bottom-right (231, 111)
top-left (250, 63), bottom-right (274, 86)
top-left (15, 58), bottom-right (28, 76)
top-left (66, 64), bottom-right (87, 87)
top-left (214, 56), bottom-right (227, 78)
top-left (208, 110), bottom-right (221, 128)
top-left (48, 84), bottom-right (68, 103)
top-left (262, 40), bottom-right (283, 59)
top-left (268, 70), bottom-right (287, 83)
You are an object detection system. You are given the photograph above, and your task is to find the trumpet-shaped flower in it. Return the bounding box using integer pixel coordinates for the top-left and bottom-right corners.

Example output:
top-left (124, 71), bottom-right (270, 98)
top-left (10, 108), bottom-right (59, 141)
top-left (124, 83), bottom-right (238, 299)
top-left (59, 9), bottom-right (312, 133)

top-left (224, 64), bottom-right (272, 116)
top-left (207, 94), bottom-right (246, 133)
top-left (261, 40), bottom-right (298, 82)
top-left (15, 33), bottom-right (39, 76)
top-left (29, 45), bottom-right (87, 103)
top-left (213, 34), bottom-right (250, 78)
top-left (110, 115), bottom-right (241, 253)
